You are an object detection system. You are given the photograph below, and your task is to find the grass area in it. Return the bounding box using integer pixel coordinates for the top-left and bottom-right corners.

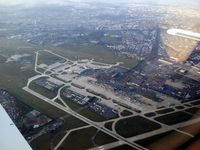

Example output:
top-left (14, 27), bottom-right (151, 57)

top-left (175, 106), bottom-right (185, 110)
top-left (62, 115), bottom-right (88, 130)
top-left (0, 37), bottom-right (67, 118)
top-left (104, 121), bottom-right (113, 131)
top-left (29, 82), bottom-right (57, 99)
top-left (184, 107), bottom-right (199, 114)
top-left (37, 51), bottom-right (66, 65)
top-left (100, 36), bottom-right (122, 45)
top-left (155, 111), bottom-right (193, 125)
top-left (121, 110), bottom-right (133, 117)
top-left (36, 68), bottom-right (46, 73)
top-left (115, 116), bottom-right (161, 138)
top-left (16, 89), bottom-right (65, 118)
top-left (0, 37), bottom-right (37, 57)
top-left (135, 130), bottom-right (174, 147)
top-left (58, 127), bottom-right (96, 150)
top-left (0, 63), bottom-right (65, 118)
top-left (30, 115), bottom-right (88, 150)
top-left (58, 127), bottom-right (117, 150)
top-left (156, 108), bottom-right (175, 114)
top-left (30, 134), bottom-right (52, 150)
top-left (94, 130), bottom-right (117, 145)
top-left (109, 145), bottom-right (136, 150)
top-left (144, 112), bottom-right (157, 117)
top-left (55, 99), bottom-right (65, 107)
top-left (46, 43), bottom-right (139, 68)
top-left (61, 95), bottom-right (107, 122)
top-left (52, 115), bottom-right (88, 146)
top-left (191, 100), bottom-right (200, 106)
top-left (45, 71), bottom-right (52, 75)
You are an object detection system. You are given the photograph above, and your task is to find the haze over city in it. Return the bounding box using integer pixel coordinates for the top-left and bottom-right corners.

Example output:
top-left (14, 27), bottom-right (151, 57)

top-left (0, 0), bottom-right (200, 7)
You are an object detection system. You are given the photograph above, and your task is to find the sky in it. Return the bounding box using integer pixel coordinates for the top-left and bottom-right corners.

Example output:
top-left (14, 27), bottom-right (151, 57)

top-left (0, 0), bottom-right (66, 6)
top-left (0, 0), bottom-right (199, 7)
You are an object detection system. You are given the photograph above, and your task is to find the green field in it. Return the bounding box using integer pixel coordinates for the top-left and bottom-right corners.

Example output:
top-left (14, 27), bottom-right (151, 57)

top-left (104, 121), bottom-right (113, 131)
top-left (30, 115), bottom-right (88, 150)
top-left (55, 99), bottom-right (65, 107)
top-left (109, 144), bottom-right (136, 150)
top-left (0, 61), bottom-right (65, 118)
top-left (44, 43), bottom-right (139, 68)
top-left (115, 116), bottom-right (161, 138)
top-left (0, 35), bottom-right (68, 118)
top-left (58, 127), bottom-right (117, 150)
top-left (120, 110), bottom-right (133, 117)
top-left (37, 50), bottom-right (66, 65)
top-left (100, 36), bottom-right (122, 45)
top-left (94, 130), bottom-right (117, 145)
top-left (36, 68), bottom-right (46, 73)
top-left (155, 111), bottom-right (193, 125)
top-left (135, 130), bottom-right (174, 147)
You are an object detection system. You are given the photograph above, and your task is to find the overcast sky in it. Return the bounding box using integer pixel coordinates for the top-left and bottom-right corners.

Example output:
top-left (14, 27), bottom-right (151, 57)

top-left (0, 0), bottom-right (199, 7)
top-left (0, 0), bottom-right (64, 6)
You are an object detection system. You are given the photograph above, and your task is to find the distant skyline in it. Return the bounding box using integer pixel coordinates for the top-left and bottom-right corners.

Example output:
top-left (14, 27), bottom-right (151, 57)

top-left (0, 0), bottom-right (199, 7)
